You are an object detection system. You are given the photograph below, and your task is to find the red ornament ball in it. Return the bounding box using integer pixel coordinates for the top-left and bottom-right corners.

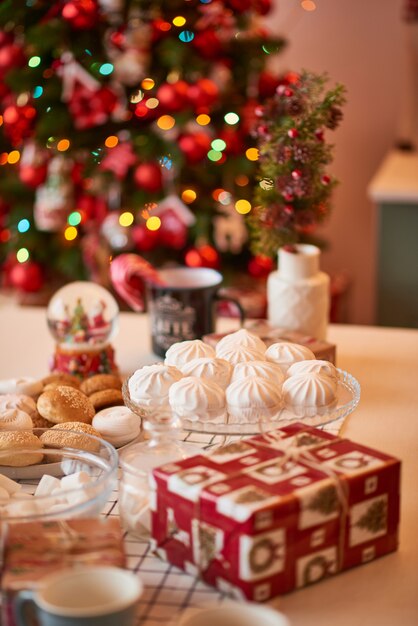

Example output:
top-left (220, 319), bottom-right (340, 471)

top-left (178, 132), bottom-right (211, 164)
top-left (158, 209), bottom-right (188, 250)
top-left (62, 0), bottom-right (98, 29)
top-left (19, 164), bottom-right (47, 189)
top-left (133, 162), bottom-right (163, 193)
top-left (9, 261), bottom-right (43, 293)
top-left (248, 255), bottom-right (274, 278)
top-left (184, 244), bottom-right (220, 269)
top-left (156, 83), bottom-right (185, 112)
top-left (132, 224), bottom-right (160, 252)
top-left (0, 43), bottom-right (25, 76)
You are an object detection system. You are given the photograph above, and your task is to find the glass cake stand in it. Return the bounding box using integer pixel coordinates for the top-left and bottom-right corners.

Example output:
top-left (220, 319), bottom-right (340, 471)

top-left (180, 368), bottom-right (361, 436)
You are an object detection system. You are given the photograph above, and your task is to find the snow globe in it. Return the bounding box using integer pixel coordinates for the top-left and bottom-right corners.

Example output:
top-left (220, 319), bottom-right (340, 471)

top-left (47, 281), bottom-right (119, 379)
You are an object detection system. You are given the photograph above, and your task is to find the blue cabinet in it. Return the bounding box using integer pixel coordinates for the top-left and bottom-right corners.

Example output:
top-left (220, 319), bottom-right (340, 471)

top-left (369, 150), bottom-right (418, 328)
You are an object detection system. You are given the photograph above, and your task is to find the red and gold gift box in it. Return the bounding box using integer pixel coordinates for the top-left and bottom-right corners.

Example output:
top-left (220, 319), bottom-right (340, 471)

top-left (1, 517), bottom-right (126, 626)
top-left (203, 320), bottom-right (336, 363)
top-left (151, 423), bottom-right (400, 601)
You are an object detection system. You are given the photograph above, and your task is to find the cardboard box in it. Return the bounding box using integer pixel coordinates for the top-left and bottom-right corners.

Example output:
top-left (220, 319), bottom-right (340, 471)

top-left (203, 320), bottom-right (336, 364)
top-left (151, 423), bottom-right (400, 601)
top-left (1, 517), bottom-right (125, 626)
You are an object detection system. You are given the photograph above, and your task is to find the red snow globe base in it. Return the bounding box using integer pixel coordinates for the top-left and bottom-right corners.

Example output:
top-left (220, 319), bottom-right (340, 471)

top-left (47, 281), bottom-right (120, 379)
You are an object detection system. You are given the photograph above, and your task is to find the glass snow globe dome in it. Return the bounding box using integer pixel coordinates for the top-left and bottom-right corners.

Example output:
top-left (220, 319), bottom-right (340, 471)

top-left (47, 281), bottom-right (119, 348)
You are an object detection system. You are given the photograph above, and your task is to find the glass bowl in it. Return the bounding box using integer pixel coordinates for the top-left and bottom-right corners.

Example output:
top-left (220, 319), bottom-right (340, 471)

top-left (0, 428), bottom-right (118, 524)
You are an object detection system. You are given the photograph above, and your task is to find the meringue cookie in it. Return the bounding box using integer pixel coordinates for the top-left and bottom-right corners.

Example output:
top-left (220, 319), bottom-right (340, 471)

top-left (0, 377), bottom-right (43, 397)
top-left (169, 376), bottom-right (227, 423)
top-left (282, 372), bottom-right (337, 417)
top-left (216, 345), bottom-right (266, 366)
top-left (287, 359), bottom-right (338, 381)
top-left (265, 342), bottom-right (316, 373)
top-left (215, 329), bottom-right (267, 356)
top-left (226, 376), bottom-right (282, 423)
top-left (0, 408), bottom-right (34, 431)
top-left (93, 406), bottom-right (141, 447)
top-left (0, 394), bottom-right (38, 419)
top-left (164, 340), bottom-right (215, 369)
top-left (232, 360), bottom-right (285, 387)
top-left (181, 357), bottom-right (232, 390)
top-left (128, 363), bottom-right (183, 411)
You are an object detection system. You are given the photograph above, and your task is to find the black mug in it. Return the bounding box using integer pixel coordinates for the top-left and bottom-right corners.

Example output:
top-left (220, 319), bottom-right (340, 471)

top-left (145, 267), bottom-right (245, 357)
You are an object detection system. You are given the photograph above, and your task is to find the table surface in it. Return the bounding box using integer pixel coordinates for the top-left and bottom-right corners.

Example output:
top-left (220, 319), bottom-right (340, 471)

top-left (1, 300), bottom-right (418, 626)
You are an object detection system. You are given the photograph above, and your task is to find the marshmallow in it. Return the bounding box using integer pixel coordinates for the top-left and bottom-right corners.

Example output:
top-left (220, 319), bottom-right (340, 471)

top-left (0, 486), bottom-right (10, 502)
top-left (265, 342), bottom-right (316, 373)
top-left (164, 340), bottom-right (215, 369)
top-left (4, 499), bottom-right (40, 518)
top-left (60, 471), bottom-right (92, 490)
top-left (35, 474), bottom-right (62, 498)
top-left (0, 473), bottom-right (22, 496)
top-left (215, 329), bottom-right (267, 355)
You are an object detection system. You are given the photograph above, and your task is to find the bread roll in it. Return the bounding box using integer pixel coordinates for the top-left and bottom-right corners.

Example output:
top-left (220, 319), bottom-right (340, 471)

top-left (80, 374), bottom-right (122, 396)
top-left (37, 386), bottom-right (95, 424)
top-left (0, 431), bottom-right (43, 466)
top-left (40, 422), bottom-right (102, 455)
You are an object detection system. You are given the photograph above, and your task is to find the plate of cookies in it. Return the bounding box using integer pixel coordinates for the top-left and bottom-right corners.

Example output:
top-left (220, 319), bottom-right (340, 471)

top-left (0, 372), bottom-right (143, 480)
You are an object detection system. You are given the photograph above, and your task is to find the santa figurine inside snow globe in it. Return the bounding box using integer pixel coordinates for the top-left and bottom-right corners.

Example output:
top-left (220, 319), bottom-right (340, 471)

top-left (47, 281), bottom-right (119, 378)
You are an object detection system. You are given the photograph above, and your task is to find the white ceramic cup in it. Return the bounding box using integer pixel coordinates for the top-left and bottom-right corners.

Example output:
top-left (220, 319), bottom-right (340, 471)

top-left (177, 603), bottom-right (291, 626)
top-left (14, 566), bottom-right (143, 626)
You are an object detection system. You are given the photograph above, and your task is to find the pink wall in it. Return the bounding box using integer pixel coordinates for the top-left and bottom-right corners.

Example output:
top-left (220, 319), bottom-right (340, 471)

top-left (266, 0), bottom-right (406, 324)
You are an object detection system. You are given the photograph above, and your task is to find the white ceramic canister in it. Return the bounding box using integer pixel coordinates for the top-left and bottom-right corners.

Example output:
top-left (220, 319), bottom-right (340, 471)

top-left (267, 244), bottom-right (330, 340)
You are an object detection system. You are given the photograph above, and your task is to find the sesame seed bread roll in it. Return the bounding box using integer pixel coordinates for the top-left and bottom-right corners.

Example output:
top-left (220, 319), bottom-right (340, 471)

top-left (0, 431), bottom-right (43, 466)
top-left (37, 386), bottom-right (95, 424)
top-left (40, 422), bottom-right (102, 456)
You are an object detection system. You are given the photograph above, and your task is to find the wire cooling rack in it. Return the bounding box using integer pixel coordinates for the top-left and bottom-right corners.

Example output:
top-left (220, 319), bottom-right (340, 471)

top-left (105, 431), bottom-right (232, 626)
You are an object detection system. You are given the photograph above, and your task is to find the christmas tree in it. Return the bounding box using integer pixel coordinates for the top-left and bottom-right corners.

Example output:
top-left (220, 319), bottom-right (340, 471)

top-left (0, 0), bottom-right (285, 296)
top-left (249, 71), bottom-right (346, 258)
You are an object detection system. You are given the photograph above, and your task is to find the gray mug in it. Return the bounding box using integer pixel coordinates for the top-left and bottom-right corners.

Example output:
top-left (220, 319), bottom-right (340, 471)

top-left (14, 566), bottom-right (143, 626)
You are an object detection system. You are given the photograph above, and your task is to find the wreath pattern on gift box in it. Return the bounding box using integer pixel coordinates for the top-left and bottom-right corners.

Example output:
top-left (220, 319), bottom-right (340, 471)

top-left (248, 537), bottom-right (285, 575)
top-left (302, 554), bottom-right (335, 586)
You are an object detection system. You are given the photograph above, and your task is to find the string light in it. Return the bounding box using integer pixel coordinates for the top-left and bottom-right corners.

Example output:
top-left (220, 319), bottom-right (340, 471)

top-left (119, 212), bottom-right (134, 227)
top-left (245, 147), bottom-right (259, 161)
top-left (207, 150), bottom-right (222, 162)
top-left (212, 188), bottom-right (225, 201)
top-left (179, 31), bottom-right (194, 42)
top-left (146, 216), bottom-right (161, 231)
top-left (196, 114), bottom-right (211, 126)
top-left (235, 199), bottom-right (252, 214)
top-left (0, 115), bottom-right (2, 127)
top-left (0, 153), bottom-right (7, 165)
top-left (211, 139), bottom-right (226, 152)
top-left (146, 98), bottom-right (159, 109)
top-left (57, 139), bottom-right (70, 152)
top-left (68, 212), bottom-right (81, 226)
top-left (182, 189), bottom-right (197, 203)
top-left (130, 90), bottom-right (143, 104)
top-left (105, 135), bottom-right (118, 148)
top-left (173, 16), bottom-right (186, 27)
top-left (157, 115), bottom-right (175, 130)
top-left (16, 248), bottom-right (30, 262)
top-left (141, 78), bottom-right (155, 90)
top-left (0, 229), bottom-right (10, 242)
top-left (218, 191), bottom-right (232, 205)
top-left (235, 174), bottom-right (249, 186)
top-left (99, 63), bottom-right (114, 76)
top-left (224, 112), bottom-right (239, 125)
top-left (7, 151), bottom-right (20, 164)
top-left (28, 56), bottom-right (41, 68)
top-left (64, 226), bottom-right (78, 241)
top-left (33, 86), bottom-right (43, 98)
top-left (17, 219), bottom-right (30, 233)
